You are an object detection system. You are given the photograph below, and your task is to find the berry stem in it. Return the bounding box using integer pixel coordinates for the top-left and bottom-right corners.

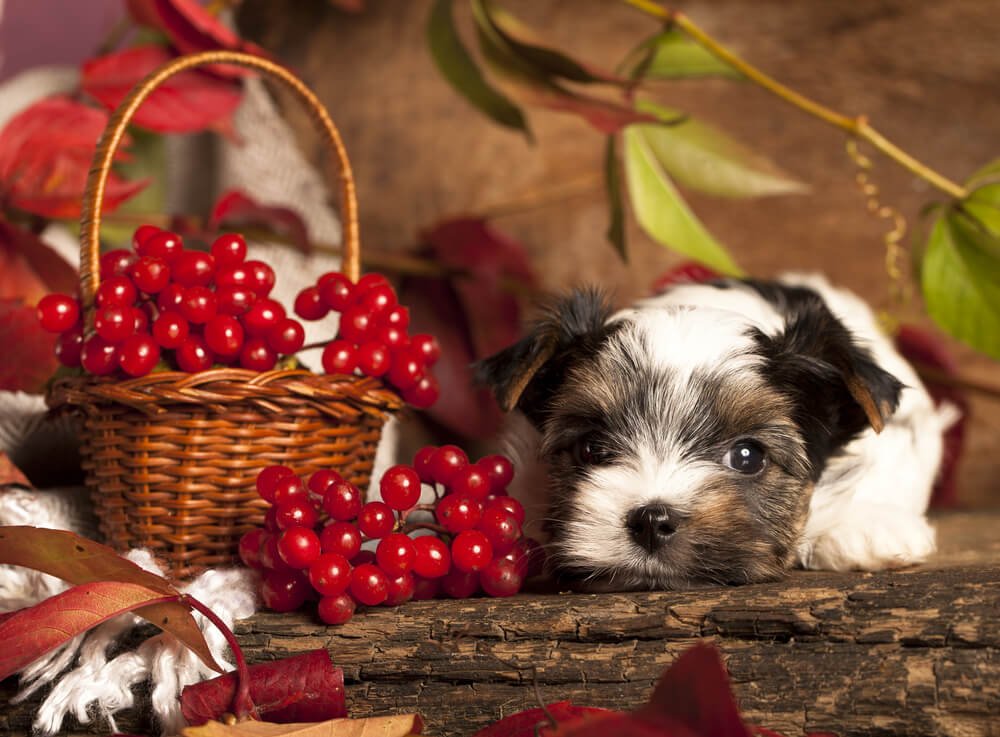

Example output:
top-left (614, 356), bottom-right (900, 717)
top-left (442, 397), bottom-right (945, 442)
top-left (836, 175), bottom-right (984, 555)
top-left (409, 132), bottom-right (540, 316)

top-left (182, 594), bottom-right (257, 722)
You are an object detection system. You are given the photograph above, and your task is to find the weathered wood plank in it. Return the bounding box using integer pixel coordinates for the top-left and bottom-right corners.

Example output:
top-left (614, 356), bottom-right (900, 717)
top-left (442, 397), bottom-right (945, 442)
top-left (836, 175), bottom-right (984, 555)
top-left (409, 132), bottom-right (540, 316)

top-left (2, 512), bottom-right (998, 736)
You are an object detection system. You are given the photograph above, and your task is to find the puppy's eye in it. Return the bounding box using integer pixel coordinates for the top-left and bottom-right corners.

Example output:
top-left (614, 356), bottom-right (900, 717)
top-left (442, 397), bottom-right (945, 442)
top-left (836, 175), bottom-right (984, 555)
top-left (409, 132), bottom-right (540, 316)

top-left (571, 436), bottom-right (613, 466)
top-left (725, 440), bottom-right (767, 475)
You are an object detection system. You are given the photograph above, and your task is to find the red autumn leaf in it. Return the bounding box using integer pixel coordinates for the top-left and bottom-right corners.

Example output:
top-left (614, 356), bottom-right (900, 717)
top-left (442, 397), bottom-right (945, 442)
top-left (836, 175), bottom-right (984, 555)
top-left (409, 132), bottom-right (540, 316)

top-left (0, 526), bottom-right (224, 673)
top-left (329, 0), bottom-right (365, 11)
top-left (181, 648), bottom-right (346, 726)
top-left (126, 0), bottom-right (268, 76)
top-left (651, 261), bottom-right (720, 293)
top-left (556, 712), bottom-right (701, 737)
top-left (0, 299), bottom-right (58, 393)
top-left (82, 45), bottom-right (243, 135)
top-left (0, 451), bottom-right (32, 487)
top-left (209, 190), bottom-right (312, 253)
top-left (470, 702), bottom-right (615, 737)
top-left (895, 324), bottom-right (968, 508)
top-left (0, 580), bottom-right (178, 681)
top-left (0, 219), bottom-right (77, 305)
top-left (0, 97), bottom-right (147, 219)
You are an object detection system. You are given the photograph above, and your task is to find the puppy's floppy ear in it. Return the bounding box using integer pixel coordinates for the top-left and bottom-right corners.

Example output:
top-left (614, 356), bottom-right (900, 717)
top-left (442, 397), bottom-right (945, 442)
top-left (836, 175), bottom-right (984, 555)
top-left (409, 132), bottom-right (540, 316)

top-left (762, 293), bottom-right (902, 453)
top-left (475, 288), bottom-right (613, 424)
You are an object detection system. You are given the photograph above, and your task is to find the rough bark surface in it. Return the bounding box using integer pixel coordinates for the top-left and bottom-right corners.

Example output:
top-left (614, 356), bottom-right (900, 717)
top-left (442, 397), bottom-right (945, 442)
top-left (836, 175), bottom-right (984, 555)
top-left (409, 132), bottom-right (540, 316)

top-left (1, 512), bottom-right (998, 736)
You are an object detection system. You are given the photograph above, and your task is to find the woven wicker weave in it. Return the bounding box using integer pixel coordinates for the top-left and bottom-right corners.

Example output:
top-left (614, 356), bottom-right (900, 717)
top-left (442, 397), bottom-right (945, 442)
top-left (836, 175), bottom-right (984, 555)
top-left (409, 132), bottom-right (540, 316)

top-left (47, 51), bottom-right (402, 580)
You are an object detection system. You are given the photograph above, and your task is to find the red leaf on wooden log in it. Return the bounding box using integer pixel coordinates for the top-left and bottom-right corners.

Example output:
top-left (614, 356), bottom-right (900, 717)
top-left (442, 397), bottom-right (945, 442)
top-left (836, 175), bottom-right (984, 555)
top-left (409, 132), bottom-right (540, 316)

top-left (0, 526), bottom-right (223, 673)
top-left (0, 299), bottom-right (57, 393)
top-left (180, 648), bottom-right (346, 726)
top-left (209, 190), bottom-right (312, 253)
top-left (0, 219), bottom-right (77, 305)
top-left (470, 702), bottom-right (614, 737)
top-left (0, 580), bottom-right (178, 681)
top-left (83, 45), bottom-right (243, 135)
top-left (0, 97), bottom-right (147, 219)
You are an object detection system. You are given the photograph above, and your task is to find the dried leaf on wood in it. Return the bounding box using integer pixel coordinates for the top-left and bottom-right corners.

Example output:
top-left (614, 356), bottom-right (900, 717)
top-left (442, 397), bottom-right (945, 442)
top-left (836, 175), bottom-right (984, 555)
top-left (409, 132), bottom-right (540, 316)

top-left (210, 190), bottom-right (312, 253)
top-left (470, 702), bottom-right (613, 737)
top-left (0, 299), bottom-right (57, 394)
top-left (184, 713), bottom-right (421, 737)
top-left (182, 649), bottom-right (346, 726)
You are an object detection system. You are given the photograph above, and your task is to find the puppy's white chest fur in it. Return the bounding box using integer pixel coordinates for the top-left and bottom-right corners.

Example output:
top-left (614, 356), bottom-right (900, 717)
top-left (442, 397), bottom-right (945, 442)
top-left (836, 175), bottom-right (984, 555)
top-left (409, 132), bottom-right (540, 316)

top-left (484, 273), bottom-right (949, 587)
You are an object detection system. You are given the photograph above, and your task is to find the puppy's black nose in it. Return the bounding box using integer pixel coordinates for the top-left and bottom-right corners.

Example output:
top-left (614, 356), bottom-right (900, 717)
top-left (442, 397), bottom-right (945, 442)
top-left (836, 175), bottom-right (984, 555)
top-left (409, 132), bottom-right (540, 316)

top-left (627, 504), bottom-right (677, 553)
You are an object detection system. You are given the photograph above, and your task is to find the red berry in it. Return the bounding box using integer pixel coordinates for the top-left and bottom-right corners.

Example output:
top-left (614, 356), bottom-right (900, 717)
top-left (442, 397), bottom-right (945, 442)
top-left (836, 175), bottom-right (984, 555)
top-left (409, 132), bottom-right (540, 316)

top-left (435, 495), bottom-right (482, 534)
top-left (384, 572), bottom-right (415, 606)
top-left (55, 326), bottom-right (84, 367)
top-left (375, 533), bottom-right (416, 577)
top-left (239, 338), bottom-right (277, 371)
top-left (478, 454), bottom-right (515, 492)
top-left (37, 294), bottom-right (80, 334)
top-left (386, 347), bottom-right (425, 390)
top-left (243, 298), bottom-right (285, 336)
top-left (413, 446), bottom-right (437, 484)
top-left (321, 340), bottom-right (357, 375)
top-left (309, 553), bottom-right (352, 597)
top-left (485, 495), bottom-right (525, 525)
top-left (131, 224), bottom-right (161, 253)
top-left (118, 333), bottom-right (160, 377)
top-left (318, 593), bottom-right (355, 624)
top-left (277, 527), bottom-right (322, 569)
top-left (317, 272), bottom-right (353, 311)
top-left (294, 286), bottom-right (329, 321)
top-left (131, 306), bottom-right (151, 333)
top-left (380, 465), bottom-right (422, 510)
top-left (264, 506), bottom-right (280, 532)
top-left (412, 535), bottom-right (451, 579)
top-left (402, 373), bottom-right (439, 409)
top-left (356, 341), bottom-right (390, 377)
top-left (81, 336), bottom-right (118, 376)
top-left (216, 285), bottom-right (256, 316)
top-left (172, 250), bottom-right (215, 287)
top-left (152, 311), bottom-right (189, 349)
top-left (350, 563), bottom-right (389, 606)
top-left (429, 445), bottom-right (468, 486)
top-left (260, 534), bottom-right (294, 571)
top-left (383, 305), bottom-right (409, 330)
top-left (96, 276), bottom-right (137, 308)
top-left (448, 465), bottom-right (491, 500)
top-left (323, 481), bottom-right (362, 522)
top-left (308, 469), bottom-right (342, 497)
top-left (179, 286), bottom-right (217, 324)
top-left (238, 528), bottom-right (267, 569)
top-left (215, 264), bottom-right (251, 289)
top-left (95, 305), bottom-right (136, 343)
top-left (477, 507), bottom-right (521, 556)
top-left (100, 249), bottom-right (136, 278)
top-left (320, 521), bottom-right (362, 559)
top-left (338, 305), bottom-right (376, 343)
top-left (440, 567), bottom-right (480, 599)
top-left (274, 499), bottom-right (318, 530)
top-left (140, 231), bottom-right (183, 263)
top-left (353, 550), bottom-right (376, 566)
top-left (374, 324), bottom-right (407, 349)
top-left (355, 283), bottom-right (396, 317)
top-left (257, 465), bottom-right (295, 502)
top-left (267, 318), bottom-right (305, 355)
top-left (353, 273), bottom-right (391, 299)
top-left (357, 501), bottom-right (395, 539)
top-left (412, 574), bottom-right (441, 600)
top-left (261, 570), bottom-right (310, 612)
top-left (504, 537), bottom-right (545, 578)
top-left (451, 530), bottom-right (492, 573)
top-left (409, 334), bottom-right (441, 366)
top-left (272, 474), bottom-right (308, 506)
top-left (210, 233), bottom-right (247, 269)
top-left (479, 558), bottom-right (524, 597)
top-left (175, 335), bottom-right (214, 372)
top-left (129, 256), bottom-right (170, 294)
top-left (204, 315), bottom-right (245, 358)
top-left (156, 283), bottom-right (185, 311)
top-left (244, 260), bottom-right (276, 296)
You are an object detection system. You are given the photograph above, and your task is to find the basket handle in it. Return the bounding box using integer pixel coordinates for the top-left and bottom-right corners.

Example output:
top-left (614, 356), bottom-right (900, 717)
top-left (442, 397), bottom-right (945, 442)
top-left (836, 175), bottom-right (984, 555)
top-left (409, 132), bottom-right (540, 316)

top-left (80, 50), bottom-right (360, 320)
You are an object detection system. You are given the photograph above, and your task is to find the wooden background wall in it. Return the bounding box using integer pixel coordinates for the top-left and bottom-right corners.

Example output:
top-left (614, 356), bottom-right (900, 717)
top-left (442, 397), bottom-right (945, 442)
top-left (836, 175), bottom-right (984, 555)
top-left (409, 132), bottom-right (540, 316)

top-left (237, 0), bottom-right (999, 508)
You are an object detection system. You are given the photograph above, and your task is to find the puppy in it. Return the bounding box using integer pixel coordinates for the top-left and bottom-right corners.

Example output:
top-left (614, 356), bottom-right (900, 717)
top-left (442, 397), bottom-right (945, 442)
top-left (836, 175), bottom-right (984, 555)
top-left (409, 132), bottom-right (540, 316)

top-left (477, 273), bottom-right (949, 590)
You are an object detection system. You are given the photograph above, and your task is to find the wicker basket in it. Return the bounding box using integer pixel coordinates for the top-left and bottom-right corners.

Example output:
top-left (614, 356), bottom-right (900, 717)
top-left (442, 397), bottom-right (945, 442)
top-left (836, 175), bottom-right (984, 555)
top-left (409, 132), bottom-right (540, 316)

top-left (47, 51), bottom-right (403, 580)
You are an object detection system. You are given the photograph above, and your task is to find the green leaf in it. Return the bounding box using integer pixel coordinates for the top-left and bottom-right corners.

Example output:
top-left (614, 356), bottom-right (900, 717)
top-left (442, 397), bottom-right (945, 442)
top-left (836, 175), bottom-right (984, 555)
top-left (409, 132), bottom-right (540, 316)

top-left (623, 123), bottom-right (743, 276)
top-left (631, 100), bottom-right (807, 198)
top-left (921, 213), bottom-right (1000, 359)
top-left (620, 30), bottom-right (743, 81)
top-left (964, 157), bottom-right (1000, 189)
top-left (605, 136), bottom-right (627, 261)
top-left (426, 0), bottom-right (530, 138)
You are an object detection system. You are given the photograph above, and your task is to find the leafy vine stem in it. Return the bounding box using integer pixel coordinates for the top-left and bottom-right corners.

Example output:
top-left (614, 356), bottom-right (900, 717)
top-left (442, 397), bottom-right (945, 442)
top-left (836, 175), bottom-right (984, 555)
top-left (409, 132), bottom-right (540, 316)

top-left (621, 0), bottom-right (970, 201)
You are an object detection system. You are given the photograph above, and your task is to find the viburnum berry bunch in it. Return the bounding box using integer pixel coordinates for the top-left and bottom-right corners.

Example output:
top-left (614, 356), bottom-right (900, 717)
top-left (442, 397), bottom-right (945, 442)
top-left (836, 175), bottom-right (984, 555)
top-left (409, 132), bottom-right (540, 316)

top-left (295, 271), bottom-right (441, 408)
top-left (239, 445), bottom-right (544, 625)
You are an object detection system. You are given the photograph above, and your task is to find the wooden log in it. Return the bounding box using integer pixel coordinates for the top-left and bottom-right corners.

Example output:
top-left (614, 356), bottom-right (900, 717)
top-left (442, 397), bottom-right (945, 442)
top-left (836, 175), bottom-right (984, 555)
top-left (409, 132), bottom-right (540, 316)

top-left (2, 511), bottom-right (998, 736)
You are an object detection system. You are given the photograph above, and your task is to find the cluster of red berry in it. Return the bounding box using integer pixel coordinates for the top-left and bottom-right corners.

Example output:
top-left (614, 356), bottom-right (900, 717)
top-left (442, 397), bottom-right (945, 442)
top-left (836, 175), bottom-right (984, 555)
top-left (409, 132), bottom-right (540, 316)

top-left (239, 445), bottom-right (543, 625)
top-left (295, 272), bottom-right (440, 408)
top-left (37, 226), bottom-right (305, 376)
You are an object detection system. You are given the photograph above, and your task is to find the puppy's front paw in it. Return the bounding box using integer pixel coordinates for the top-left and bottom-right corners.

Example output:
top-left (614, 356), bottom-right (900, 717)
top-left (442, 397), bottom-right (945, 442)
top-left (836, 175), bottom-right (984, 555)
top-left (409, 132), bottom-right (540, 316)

top-left (797, 507), bottom-right (936, 572)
